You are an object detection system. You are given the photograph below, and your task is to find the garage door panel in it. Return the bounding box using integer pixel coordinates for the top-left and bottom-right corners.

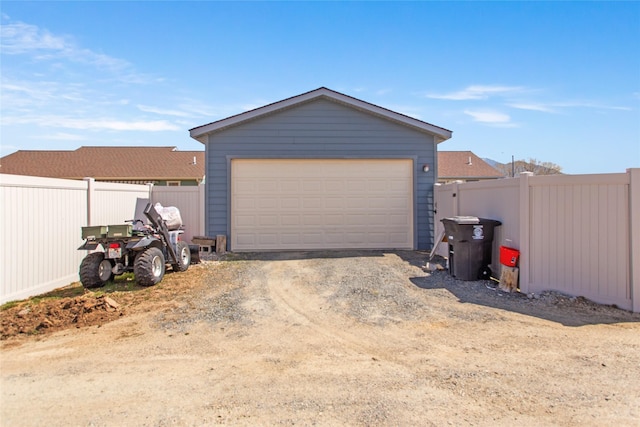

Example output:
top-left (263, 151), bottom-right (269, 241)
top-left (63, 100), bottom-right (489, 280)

top-left (368, 233), bottom-right (388, 244)
top-left (303, 181), bottom-right (323, 192)
top-left (258, 234), bottom-right (278, 245)
top-left (236, 233), bottom-right (256, 246)
top-left (302, 233), bottom-right (323, 244)
top-left (281, 233), bottom-right (301, 245)
top-left (280, 215), bottom-right (300, 226)
top-left (234, 180), bottom-right (256, 192)
top-left (390, 232), bottom-right (410, 243)
top-left (231, 159), bottom-right (413, 250)
top-left (235, 197), bottom-right (256, 210)
top-left (257, 198), bottom-right (278, 209)
top-left (258, 215), bottom-right (279, 226)
top-left (303, 215), bottom-right (323, 226)
top-left (347, 181), bottom-right (367, 192)
top-left (258, 180), bottom-right (278, 192)
top-left (235, 215), bottom-right (257, 227)
top-left (388, 180), bottom-right (409, 192)
top-left (346, 197), bottom-right (368, 209)
top-left (324, 197), bottom-right (345, 209)
top-left (302, 198), bottom-right (323, 209)
top-left (280, 198), bottom-right (299, 209)
top-left (280, 180), bottom-right (300, 192)
top-left (324, 180), bottom-right (343, 192)
top-left (390, 214), bottom-right (409, 224)
top-left (325, 214), bottom-right (344, 225)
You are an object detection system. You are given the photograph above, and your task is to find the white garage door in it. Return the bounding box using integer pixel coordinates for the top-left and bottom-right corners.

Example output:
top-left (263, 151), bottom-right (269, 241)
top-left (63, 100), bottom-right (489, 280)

top-left (231, 159), bottom-right (413, 251)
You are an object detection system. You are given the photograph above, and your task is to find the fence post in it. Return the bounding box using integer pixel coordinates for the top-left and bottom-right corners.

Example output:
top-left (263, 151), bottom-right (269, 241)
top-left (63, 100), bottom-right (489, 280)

top-left (629, 168), bottom-right (640, 313)
top-left (198, 182), bottom-right (206, 237)
top-left (518, 172), bottom-right (533, 294)
top-left (147, 182), bottom-right (154, 203)
top-left (84, 177), bottom-right (95, 226)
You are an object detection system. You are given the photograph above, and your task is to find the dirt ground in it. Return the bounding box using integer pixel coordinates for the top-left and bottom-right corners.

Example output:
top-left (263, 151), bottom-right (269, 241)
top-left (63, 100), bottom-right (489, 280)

top-left (2, 251), bottom-right (640, 426)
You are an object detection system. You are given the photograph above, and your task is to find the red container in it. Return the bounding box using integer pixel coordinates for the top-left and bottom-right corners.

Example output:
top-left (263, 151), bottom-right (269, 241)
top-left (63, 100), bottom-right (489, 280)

top-left (500, 246), bottom-right (520, 267)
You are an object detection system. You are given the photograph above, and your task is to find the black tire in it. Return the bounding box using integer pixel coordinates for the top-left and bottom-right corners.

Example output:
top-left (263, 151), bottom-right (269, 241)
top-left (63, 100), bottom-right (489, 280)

top-left (172, 241), bottom-right (191, 272)
top-left (134, 247), bottom-right (165, 286)
top-left (79, 252), bottom-right (113, 288)
top-left (480, 265), bottom-right (492, 280)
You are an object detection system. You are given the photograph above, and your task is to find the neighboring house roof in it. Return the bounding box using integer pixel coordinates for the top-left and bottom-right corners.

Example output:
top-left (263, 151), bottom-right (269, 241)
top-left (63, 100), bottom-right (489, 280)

top-left (190, 87), bottom-right (453, 144)
top-left (438, 151), bottom-right (504, 181)
top-left (2, 146), bottom-right (502, 183)
top-left (0, 146), bottom-right (205, 181)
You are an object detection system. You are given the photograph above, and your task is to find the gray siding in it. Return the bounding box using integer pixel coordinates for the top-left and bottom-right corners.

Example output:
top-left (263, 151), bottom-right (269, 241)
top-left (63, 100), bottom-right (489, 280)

top-left (204, 98), bottom-right (437, 250)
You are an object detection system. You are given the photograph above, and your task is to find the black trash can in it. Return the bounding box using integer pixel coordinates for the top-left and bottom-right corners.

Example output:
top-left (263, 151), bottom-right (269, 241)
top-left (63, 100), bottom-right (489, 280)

top-left (441, 216), bottom-right (502, 281)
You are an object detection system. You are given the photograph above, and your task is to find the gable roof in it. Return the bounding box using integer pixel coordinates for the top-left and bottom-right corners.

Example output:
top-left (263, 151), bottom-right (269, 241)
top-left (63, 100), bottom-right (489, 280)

top-left (189, 87), bottom-right (453, 144)
top-left (438, 151), bottom-right (504, 180)
top-left (0, 146), bottom-right (205, 181)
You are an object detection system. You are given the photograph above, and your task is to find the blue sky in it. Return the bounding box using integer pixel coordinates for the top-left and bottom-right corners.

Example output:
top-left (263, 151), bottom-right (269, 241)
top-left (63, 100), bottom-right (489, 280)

top-left (1, 1), bottom-right (639, 174)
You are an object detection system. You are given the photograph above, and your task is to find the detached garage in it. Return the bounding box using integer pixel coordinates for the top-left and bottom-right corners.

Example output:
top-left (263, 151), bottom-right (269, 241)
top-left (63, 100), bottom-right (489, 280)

top-left (190, 87), bottom-right (452, 252)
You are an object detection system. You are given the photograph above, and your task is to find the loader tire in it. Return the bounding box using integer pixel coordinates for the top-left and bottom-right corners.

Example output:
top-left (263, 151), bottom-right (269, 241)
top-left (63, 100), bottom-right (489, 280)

top-left (172, 241), bottom-right (191, 272)
top-left (79, 252), bottom-right (113, 288)
top-left (134, 247), bottom-right (165, 286)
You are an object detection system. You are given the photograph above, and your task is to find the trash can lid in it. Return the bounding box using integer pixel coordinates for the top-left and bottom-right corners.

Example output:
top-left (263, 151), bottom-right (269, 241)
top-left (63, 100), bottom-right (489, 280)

top-left (442, 216), bottom-right (480, 224)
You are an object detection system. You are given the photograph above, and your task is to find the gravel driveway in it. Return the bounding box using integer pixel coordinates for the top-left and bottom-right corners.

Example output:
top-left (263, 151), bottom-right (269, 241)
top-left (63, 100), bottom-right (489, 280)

top-left (2, 251), bottom-right (640, 426)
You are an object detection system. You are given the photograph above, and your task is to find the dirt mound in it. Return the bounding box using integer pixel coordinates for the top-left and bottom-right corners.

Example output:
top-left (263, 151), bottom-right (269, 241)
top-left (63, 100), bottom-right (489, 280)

top-left (0, 263), bottom-right (216, 342)
top-left (1, 295), bottom-right (123, 339)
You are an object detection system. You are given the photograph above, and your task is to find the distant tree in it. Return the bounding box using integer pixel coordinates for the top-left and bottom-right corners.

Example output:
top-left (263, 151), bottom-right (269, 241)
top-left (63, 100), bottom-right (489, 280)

top-left (497, 158), bottom-right (563, 177)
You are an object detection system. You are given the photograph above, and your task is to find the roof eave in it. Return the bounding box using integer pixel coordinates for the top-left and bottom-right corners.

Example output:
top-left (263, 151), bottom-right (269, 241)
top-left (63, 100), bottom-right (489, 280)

top-left (189, 87), bottom-right (452, 144)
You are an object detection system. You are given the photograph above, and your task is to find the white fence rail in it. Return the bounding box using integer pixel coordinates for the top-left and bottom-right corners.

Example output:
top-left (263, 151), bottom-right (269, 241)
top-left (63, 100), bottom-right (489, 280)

top-left (435, 169), bottom-right (640, 312)
top-left (0, 175), bottom-right (204, 304)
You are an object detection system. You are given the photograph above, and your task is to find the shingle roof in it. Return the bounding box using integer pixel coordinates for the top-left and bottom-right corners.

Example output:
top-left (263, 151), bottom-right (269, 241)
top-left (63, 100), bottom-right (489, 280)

top-left (1, 146), bottom-right (502, 182)
top-left (190, 87), bottom-right (453, 144)
top-left (0, 146), bottom-right (205, 180)
top-left (438, 151), bottom-right (504, 180)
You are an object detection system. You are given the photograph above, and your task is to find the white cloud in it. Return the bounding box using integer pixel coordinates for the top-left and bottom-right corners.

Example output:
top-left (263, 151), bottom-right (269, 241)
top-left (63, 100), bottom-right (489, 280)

top-left (427, 85), bottom-right (524, 100)
top-left (2, 115), bottom-right (180, 132)
top-left (508, 100), bottom-right (631, 113)
top-left (0, 21), bottom-right (67, 53)
top-left (1, 18), bottom-right (148, 81)
top-left (59, 118), bottom-right (180, 132)
top-left (508, 103), bottom-right (557, 113)
top-left (551, 101), bottom-right (631, 111)
top-left (464, 109), bottom-right (518, 128)
top-left (137, 104), bottom-right (193, 118)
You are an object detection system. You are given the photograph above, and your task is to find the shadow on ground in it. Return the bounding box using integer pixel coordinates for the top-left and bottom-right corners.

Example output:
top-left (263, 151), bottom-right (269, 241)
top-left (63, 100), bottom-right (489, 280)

top-left (220, 250), bottom-right (390, 262)
top-left (399, 253), bottom-right (640, 327)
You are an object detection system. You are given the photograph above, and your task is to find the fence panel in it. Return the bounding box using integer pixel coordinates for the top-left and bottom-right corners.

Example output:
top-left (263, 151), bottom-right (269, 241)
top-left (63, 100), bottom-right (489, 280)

top-left (0, 175), bottom-right (151, 304)
top-left (151, 185), bottom-right (205, 244)
top-left (434, 170), bottom-right (637, 312)
top-left (1, 175), bottom-right (88, 303)
top-left (528, 174), bottom-right (631, 309)
top-left (90, 180), bottom-right (151, 226)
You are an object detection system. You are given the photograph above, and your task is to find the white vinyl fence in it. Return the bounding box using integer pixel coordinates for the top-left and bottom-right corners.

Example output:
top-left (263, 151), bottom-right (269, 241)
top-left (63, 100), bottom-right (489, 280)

top-left (434, 169), bottom-right (640, 312)
top-left (0, 174), bottom-right (205, 304)
top-left (151, 184), bottom-right (205, 245)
